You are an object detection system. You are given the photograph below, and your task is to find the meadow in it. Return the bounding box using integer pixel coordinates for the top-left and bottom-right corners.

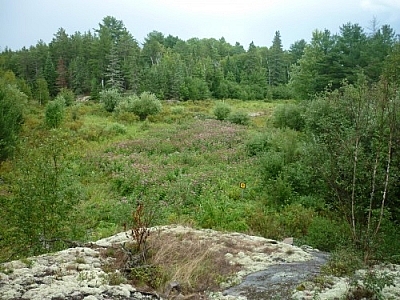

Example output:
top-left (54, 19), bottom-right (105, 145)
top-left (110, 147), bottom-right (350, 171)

top-left (0, 99), bottom-right (280, 256)
top-left (1, 95), bottom-right (399, 270)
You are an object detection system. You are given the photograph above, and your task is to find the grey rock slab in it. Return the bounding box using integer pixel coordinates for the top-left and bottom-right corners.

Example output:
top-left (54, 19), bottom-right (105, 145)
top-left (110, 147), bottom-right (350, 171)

top-left (223, 250), bottom-right (329, 300)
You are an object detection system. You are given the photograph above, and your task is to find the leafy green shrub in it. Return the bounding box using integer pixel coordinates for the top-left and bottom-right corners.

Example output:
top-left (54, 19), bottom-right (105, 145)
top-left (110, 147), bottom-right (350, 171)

top-left (373, 218), bottom-right (400, 263)
top-left (78, 124), bottom-right (105, 141)
top-left (130, 92), bottom-right (162, 121)
top-left (247, 210), bottom-right (284, 240)
top-left (303, 216), bottom-right (350, 251)
top-left (270, 84), bottom-right (294, 100)
top-left (213, 102), bottom-right (231, 121)
top-left (58, 88), bottom-right (75, 106)
top-left (7, 132), bottom-right (84, 256)
top-left (273, 103), bottom-right (305, 131)
top-left (247, 204), bottom-right (315, 240)
top-left (279, 203), bottom-right (314, 237)
top-left (321, 247), bottom-right (364, 277)
top-left (99, 88), bottom-right (121, 112)
top-left (0, 80), bottom-right (27, 161)
top-left (228, 111), bottom-right (250, 125)
top-left (294, 195), bottom-right (326, 212)
top-left (45, 95), bottom-right (65, 128)
top-left (115, 94), bottom-right (139, 114)
top-left (196, 193), bottom-right (249, 232)
top-left (259, 151), bottom-right (284, 181)
top-left (271, 128), bottom-right (304, 163)
top-left (245, 133), bottom-right (271, 156)
top-left (116, 111), bottom-right (140, 123)
top-left (283, 162), bottom-right (315, 196)
top-left (348, 270), bottom-right (395, 300)
top-left (266, 175), bottom-right (293, 206)
top-left (104, 122), bottom-right (127, 135)
top-left (250, 128), bottom-right (302, 161)
top-left (170, 105), bottom-right (185, 115)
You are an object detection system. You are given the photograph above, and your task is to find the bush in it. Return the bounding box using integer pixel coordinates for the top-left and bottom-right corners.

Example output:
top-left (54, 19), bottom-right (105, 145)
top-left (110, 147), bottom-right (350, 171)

top-left (279, 203), bottom-right (314, 237)
top-left (6, 132), bottom-right (84, 257)
top-left (347, 270), bottom-right (395, 300)
top-left (283, 162), bottom-right (315, 196)
top-left (294, 195), bottom-right (326, 211)
top-left (228, 111), bottom-right (250, 125)
top-left (58, 88), bottom-right (75, 106)
top-left (104, 122), bottom-right (127, 135)
top-left (45, 95), bottom-right (65, 128)
top-left (304, 216), bottom-right (350, 251)
top-left (247, 210), bottom-right (284, 240)
top-left (99, 88), bottom-right (121, 112)
top-left (270, 84), bottom-right (294, 100)
top-left (213, 102), bottom-right (231, 121)
top-left (130, 92), bottom-right (162, 121)
top-left (265, 175), bottom-right (293, 206)
top-left (170, 106), bottom-right (185, 115)
top-left (273, 103), bottom-right (305, 131)
top-left (373, 218), bottom-right (400, 263)
top-left (195, 192), bottom-right (249, 232)
top-left (245, 133), bottom-right (271, 156)
top-left (0, 81), bottom-right (27, 161)
top-left (115, 94), bottom-right (139, 114)
top-left (263, 128), bottom-right (303, 163)
top-left (322, 247), bottom-right (364, 277)
top-left (247, 204), bottom-right (314, 240)
top-left (259, 151), bottom-right (284, 181)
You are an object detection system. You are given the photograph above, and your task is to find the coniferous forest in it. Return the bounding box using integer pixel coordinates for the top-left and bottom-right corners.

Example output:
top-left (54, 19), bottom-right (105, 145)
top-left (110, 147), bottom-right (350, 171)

top-left (1, 16), bottom-right (400, 285)
top-left (1, 16), bottom-right (399, 102)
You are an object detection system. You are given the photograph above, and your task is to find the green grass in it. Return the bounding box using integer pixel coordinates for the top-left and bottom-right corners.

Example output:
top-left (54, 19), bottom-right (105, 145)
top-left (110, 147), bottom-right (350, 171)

top-left (0, 98), bottom-right (361, 262)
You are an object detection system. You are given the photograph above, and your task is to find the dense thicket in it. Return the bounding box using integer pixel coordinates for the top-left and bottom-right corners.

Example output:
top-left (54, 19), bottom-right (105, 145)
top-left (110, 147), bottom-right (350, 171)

top-left (1, 16), bottom-right (398, 101)
top-left (0, 77), bottom-right (27, 161)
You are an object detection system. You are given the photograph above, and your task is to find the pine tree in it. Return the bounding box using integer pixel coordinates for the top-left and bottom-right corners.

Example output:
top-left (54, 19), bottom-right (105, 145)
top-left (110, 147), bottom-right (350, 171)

top-left (56, 57), bottom-right (68, 91)
top-left (43, 52), bottom-right (57, 96)
top-left (268, 31), bottom-right (286, 86)
top-left (105, 45), bottom-right (123, 91)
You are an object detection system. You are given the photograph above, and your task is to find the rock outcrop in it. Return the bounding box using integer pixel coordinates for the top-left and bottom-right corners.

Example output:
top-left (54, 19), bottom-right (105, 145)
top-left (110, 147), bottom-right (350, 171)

top-left (1, 225), bottom-right (399, 300)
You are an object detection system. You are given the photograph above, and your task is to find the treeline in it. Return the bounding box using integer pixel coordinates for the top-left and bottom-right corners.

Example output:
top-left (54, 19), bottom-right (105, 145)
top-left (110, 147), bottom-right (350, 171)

top-left (0, 16), bottom-right (399, 102)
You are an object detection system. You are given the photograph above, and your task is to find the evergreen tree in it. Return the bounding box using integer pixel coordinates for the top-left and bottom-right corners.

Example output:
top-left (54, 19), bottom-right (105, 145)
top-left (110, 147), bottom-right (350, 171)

top-left (43, 51), bottom-right (57, 96)
top-left (382, 41), bottom-right (400, 85)
top-left (289, 29), bottom-right (337, 99)
top-left (365, 24), bottom-right (396, 81)
top-left (336, 23), bottom-right (368, 84)
top-left (141, 31), bottom-right (165, 67)
top-left (117, 33), bottom-right (140, 92)
top-left (105, 45), bottom-right (123, 91)
top-left (69, 56), bottom-right (89, 95)
top-left (50, 28), bottom-right (71, 67)
top-left (56, 57), bottom-right (68, 91)
top-left (35, 77), bottom-right (51, 105)
top-left (268, 31), bottom-right (287, 85)
top-left (289, 39), bottom-right (307, 65)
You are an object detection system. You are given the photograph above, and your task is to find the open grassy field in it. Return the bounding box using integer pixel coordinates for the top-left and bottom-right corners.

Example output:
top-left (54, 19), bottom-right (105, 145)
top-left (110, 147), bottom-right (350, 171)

top-left (1, 99), bottom-right (295, 257)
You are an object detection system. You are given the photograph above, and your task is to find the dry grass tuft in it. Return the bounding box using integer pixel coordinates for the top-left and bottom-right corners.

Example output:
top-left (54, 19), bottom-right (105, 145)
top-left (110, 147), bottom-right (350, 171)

top-left (147, 231), bottom-right (241, 294)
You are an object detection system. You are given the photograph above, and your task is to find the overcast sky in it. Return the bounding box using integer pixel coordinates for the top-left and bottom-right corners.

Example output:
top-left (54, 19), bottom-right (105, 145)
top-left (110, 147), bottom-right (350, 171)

top-left (1, 0), bottom-right (399, 51)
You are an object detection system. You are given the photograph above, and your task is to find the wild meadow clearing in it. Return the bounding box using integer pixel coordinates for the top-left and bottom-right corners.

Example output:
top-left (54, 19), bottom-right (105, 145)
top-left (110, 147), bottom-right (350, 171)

top-left (0, 98), bottom-right (271, 257)
top-left (1, 84), bottom-right (400, 273)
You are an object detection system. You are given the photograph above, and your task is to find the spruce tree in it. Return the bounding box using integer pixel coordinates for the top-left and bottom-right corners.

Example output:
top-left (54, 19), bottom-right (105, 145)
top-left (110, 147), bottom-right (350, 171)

top-left (105, 45), bottom-right (124, 91)
top-left (43, 52), bottom-right (57, 96)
